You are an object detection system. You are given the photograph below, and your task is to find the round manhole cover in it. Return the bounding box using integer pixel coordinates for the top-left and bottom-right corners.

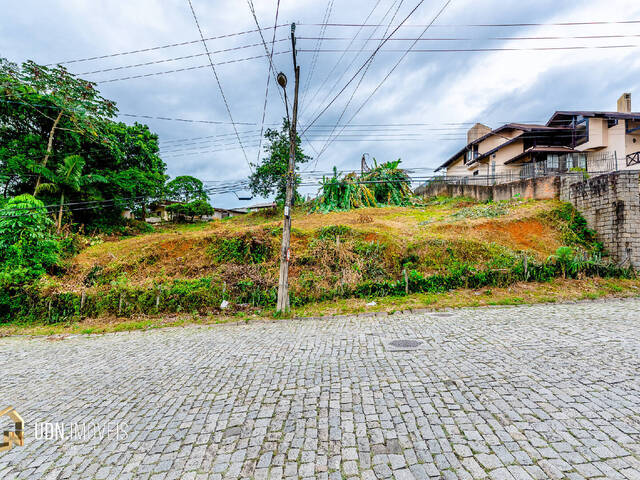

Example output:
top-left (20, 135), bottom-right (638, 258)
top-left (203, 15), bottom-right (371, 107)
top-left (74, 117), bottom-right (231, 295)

top-left (388, 339), bottom-right (423, 349)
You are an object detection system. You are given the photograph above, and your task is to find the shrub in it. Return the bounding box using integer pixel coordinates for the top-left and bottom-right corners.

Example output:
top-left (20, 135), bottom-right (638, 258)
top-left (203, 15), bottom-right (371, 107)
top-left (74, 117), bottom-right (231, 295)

top-left (208, 233), bottom-right (273, 264)
top-left (0, 195), bottom-right (60, 321)
top-left (316, 225), bottom-right (352, 240)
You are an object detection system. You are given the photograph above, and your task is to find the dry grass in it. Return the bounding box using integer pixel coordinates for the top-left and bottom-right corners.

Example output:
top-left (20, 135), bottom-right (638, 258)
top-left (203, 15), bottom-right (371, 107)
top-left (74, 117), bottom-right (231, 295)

top-left (54, 199), bottom-right (568, 292)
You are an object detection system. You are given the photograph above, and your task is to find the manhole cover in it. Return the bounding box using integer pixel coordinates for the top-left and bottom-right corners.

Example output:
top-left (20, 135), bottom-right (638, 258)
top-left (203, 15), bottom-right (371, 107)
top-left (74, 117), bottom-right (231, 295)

top-left (386, 339), bottom-right (424, 351)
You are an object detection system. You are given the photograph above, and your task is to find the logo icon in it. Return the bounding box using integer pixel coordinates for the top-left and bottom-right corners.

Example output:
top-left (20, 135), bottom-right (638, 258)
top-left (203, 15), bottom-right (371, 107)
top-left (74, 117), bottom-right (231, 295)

top-left (0, 407), bottom-right (24, 452)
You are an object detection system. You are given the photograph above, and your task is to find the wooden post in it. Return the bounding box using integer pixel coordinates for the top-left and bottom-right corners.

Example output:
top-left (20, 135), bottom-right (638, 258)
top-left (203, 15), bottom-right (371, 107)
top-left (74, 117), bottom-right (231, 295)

top-left (403, 268), bottom-right (409, 295)
top-left (276, 24), bottom-right (300, 314)
top-left (80, 291), bottom-right (86, 311)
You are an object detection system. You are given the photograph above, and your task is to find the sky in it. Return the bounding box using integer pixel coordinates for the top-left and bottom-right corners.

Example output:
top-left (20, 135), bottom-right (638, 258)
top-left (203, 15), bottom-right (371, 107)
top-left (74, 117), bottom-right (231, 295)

top-left (3, 0), bottom-right (640, 207)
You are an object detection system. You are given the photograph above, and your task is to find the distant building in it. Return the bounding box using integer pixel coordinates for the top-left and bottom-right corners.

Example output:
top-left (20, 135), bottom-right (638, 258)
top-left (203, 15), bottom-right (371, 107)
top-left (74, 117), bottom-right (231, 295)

top-left (436, 93), bottom-right (640, 182)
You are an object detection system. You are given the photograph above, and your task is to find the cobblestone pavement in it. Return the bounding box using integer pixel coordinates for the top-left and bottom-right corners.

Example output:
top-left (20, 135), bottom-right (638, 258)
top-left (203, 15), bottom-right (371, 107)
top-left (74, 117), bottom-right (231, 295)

top-left (1, 299), bottom-right (640, 480)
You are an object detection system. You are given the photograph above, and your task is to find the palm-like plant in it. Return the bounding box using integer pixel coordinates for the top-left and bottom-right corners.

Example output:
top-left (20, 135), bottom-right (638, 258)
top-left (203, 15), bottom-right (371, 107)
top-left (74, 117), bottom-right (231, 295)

top-left (36, 155), bottom-right (106, 231)
top-left (547, 246), bottom-right (575, 279)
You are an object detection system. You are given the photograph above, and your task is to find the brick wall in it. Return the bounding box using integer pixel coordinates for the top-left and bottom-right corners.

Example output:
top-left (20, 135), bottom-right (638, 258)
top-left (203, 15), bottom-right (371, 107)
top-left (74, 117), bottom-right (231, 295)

top-left (560, 171), bottom-right (640, 268)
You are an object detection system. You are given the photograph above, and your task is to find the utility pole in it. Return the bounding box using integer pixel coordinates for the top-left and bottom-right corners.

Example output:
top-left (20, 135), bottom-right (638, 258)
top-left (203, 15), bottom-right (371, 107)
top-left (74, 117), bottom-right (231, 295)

top-left (276, 23), bottom-right (300, 313)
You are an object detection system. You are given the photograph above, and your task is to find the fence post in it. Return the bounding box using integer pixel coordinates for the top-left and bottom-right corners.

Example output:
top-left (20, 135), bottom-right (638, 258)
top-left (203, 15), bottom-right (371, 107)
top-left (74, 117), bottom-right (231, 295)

top-left (614, 151), bottom-right (618, 171)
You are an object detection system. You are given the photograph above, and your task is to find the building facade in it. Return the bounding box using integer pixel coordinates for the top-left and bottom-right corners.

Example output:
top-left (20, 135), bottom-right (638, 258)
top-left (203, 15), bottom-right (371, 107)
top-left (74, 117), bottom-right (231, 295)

top-left (436, 93), bottom-right (640, 182)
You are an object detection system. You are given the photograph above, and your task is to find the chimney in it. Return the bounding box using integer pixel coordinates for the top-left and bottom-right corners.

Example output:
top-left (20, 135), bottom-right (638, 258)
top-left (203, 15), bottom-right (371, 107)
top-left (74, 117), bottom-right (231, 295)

top-left (617, 92), bottom-right (631, 113)
top-left (467, 123), bottom-right (492, 144)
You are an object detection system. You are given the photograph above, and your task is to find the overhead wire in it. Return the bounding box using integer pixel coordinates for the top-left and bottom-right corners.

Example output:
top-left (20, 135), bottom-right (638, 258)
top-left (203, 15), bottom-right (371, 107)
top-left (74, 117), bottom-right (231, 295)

top-left (299, 0), bottom-right (384, 120)
top-left (301, 0), bottom-right (335, 108)
top-left (301, 0), bottom-right (430, 135)
top-left (48, 24), bottom-right (289, 66)
top-left (247, 0), bottom-right (282, 167)
top-left (186, 0), bottom-right (251, 171)
top-left (315, 0), bottom-right (406, 164)
top-left (76, 39), bottom-right (289, 76)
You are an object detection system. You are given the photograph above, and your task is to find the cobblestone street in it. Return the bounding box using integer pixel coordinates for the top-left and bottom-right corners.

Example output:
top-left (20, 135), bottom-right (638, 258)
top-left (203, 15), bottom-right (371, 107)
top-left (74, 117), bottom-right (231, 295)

top-left (1, 299), bottom-right (640, 479)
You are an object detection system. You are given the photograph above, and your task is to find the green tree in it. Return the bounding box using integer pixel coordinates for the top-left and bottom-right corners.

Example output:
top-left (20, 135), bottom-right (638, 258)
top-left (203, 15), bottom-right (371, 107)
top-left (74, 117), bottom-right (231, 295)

top-left (0, 58), bottom-right (117, 193)
top-left (166, 198), bottom-right (214, 222)
top-left (35, 155), bottom-right (106, 231)
top-left (1, 57), bottom-right (167, 227)
top-left (248, 119), bottom-right (311, 203)
top-left (166, 175), bottom-right (208, 203)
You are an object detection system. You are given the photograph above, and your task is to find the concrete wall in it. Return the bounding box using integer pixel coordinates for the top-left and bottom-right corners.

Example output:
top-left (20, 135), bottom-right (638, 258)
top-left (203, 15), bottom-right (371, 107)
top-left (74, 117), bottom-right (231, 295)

top-left (415, 175), bottom-right (560, 202)
top-left (560, 171), bottom-right (640, 268)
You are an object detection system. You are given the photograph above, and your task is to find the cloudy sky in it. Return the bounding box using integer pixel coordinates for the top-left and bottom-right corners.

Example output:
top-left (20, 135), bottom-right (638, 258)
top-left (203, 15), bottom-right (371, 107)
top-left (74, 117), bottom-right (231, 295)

top-left (3, 0), bottom-right (640, 207)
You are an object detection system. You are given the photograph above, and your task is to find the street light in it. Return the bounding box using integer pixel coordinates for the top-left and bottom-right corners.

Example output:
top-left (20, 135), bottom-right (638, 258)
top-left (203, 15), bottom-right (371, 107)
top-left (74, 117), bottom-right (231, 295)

top-left (277, 72), bottom-right (287, 89)
top-left (277, 72), bottom-right (290, 125)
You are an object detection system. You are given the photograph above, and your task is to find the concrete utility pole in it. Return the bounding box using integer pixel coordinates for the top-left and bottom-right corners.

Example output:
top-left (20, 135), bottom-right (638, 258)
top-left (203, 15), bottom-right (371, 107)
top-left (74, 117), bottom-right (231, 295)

top-left (276, 24), bottom-right (300, 313)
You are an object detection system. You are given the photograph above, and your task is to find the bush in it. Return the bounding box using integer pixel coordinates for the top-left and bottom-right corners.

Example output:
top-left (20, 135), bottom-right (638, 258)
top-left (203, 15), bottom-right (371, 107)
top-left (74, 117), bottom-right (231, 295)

top-left (208, 233), bottom-right (273, 264)
top-left (0, 195), bottom-right (61, 321)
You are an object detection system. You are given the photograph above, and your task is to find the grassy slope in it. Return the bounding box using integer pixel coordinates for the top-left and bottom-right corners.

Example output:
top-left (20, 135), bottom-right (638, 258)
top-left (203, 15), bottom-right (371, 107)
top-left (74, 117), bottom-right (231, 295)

top-left (5, 196), bottom-right (635, 336)
top-left (59, 198), bottom-right (562, 291)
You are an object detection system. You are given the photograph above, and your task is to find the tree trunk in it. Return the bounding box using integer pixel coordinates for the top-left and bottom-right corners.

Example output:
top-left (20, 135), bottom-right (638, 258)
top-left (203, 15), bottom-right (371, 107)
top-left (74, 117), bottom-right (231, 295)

top-left (57, 191), bottom-right (65, 232)
top-left (141, 199), bottom-right (146, 221)
top-left (34, 110), bottom-right (64, 195)
top-left (3, 175), bottom-right (14, 198)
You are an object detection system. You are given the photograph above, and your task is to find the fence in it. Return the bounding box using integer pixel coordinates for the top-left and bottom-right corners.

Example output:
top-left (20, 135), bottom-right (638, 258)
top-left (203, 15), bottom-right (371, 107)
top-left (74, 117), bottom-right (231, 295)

top-left (432, 152), bottom-right (621, 187)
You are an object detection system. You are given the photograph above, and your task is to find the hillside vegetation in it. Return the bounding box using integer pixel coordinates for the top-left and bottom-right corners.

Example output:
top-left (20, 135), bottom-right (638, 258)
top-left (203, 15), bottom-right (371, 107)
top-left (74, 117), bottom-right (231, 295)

top-left (13, 196), bottom-right (634, 324)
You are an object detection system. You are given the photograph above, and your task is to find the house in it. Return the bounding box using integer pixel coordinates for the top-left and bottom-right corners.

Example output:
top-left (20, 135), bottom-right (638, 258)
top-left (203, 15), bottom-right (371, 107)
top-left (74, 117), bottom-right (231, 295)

top-left (436, 93), bottom-right (640, 182)
top-left (145, 201), bottom-right (181, 223)
top-left (204, 208), bottom-right (248, 220)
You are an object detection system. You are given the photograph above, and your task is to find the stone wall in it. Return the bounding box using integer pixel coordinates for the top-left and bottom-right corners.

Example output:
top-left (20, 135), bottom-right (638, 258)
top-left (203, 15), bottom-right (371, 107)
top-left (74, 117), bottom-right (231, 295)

top-left (560, 171), bottom-right (640, 268)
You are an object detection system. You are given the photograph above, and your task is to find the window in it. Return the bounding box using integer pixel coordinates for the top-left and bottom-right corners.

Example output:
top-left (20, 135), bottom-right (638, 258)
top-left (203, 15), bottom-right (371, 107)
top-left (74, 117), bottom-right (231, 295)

top-left (466, 144), bottom-right (479, 164)
top-left (546, 154), bottom-right (559, 170)
top-left (573, 116), bottom-right (588, 145)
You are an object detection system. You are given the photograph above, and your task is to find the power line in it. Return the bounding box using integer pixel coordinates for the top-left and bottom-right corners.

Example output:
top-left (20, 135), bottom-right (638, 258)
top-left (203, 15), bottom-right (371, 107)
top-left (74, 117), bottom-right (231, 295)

top-left (301, 0), bottom-right (400, 127)
top-left (49, 24), bottom-right (289, 66)
top-left (301, 0), bottom-right (335, 108)
top-left (299, 44), bottom-right (640, 53)
top-left (299, 33), bottom-right (640, 42)
top-left (299, 19), bottom-right (640, 28)
top-left (187, 0), bottom-right (252, 171)
top-left (299, 0), bottom-right (383, 120)
top-left (302, 0), bottom-right (429, 134)
top-left (76, 39), bottom-right (289, 76)
top-left (247, 0), bottom-right (282, 167)
top-left (98, 51), bottom-right (290, 83)
top-left (316, 0), bottom-right (406, 163)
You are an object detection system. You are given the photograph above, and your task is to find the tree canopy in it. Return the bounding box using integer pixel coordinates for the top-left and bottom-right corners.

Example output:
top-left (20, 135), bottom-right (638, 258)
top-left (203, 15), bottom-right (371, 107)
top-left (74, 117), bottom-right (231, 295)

top-left (248, 119), bottom-right (311, 204)
top-left (166, 175), bottom-right (208, 203)
top-left (0, 57), bottom-right (167, 228)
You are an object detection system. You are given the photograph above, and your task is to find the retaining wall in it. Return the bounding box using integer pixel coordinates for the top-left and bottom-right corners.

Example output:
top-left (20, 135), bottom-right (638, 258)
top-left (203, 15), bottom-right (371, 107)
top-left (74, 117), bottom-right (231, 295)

top-left (560, 171), bottom-right (640, 268)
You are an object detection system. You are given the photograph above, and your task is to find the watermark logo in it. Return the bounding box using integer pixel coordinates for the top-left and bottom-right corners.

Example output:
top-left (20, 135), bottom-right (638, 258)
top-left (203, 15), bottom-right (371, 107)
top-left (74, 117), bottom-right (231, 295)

top-left (0, 407), bottom-right (24, 452)
top-left (34, 421), bottom-right (128, 441)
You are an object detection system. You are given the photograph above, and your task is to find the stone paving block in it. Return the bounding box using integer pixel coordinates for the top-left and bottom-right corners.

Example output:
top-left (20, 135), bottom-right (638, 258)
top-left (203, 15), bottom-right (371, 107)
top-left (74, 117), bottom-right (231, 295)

top-left (1, 300), bottom-right (640, 479)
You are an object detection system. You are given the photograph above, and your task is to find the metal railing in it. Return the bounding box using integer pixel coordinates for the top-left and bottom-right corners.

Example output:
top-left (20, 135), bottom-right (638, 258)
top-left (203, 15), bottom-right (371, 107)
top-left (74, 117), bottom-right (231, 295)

top-left (627, 151), bottom-right (640, 167)
top-left (424, 152), bottom-right (629, 190)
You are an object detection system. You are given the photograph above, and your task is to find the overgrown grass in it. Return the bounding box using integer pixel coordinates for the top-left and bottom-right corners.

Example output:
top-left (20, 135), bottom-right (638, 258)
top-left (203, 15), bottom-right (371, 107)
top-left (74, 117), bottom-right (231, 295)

top-left (4, 198), bottom-right (635, 326)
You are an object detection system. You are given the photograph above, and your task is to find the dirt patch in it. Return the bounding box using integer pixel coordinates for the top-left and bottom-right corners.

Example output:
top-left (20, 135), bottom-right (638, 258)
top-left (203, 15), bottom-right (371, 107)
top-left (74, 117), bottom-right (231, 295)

top-left (476, 219), bottom-right (560, 253)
